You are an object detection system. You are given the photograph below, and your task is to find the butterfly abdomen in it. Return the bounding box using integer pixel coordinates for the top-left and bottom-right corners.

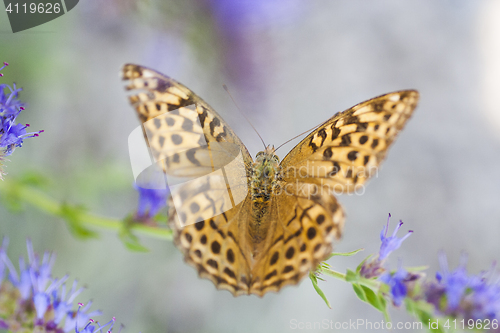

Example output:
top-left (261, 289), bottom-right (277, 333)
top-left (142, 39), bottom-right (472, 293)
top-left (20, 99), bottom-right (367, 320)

top-left (248, 148), bottom-right (281, 247)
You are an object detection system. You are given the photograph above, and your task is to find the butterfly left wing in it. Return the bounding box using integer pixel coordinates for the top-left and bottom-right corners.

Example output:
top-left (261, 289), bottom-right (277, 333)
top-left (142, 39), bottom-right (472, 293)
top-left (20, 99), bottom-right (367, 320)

top-left (122, 63), bottom-right (254, 174)
top-left (122, 64), bottom-right (256, 295)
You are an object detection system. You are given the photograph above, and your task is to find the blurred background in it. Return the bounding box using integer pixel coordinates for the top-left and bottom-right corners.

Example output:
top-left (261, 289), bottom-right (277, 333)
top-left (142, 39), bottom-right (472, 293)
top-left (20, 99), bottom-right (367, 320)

top-left (1, 0), bottom-right (500, 332)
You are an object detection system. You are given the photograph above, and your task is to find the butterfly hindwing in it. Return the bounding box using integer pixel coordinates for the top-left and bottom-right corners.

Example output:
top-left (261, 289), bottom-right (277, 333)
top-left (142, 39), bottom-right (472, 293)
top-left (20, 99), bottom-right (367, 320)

top-left (249, 182), bottom-right (344, 296)
top-left (169, 195), bottom-right (254, 295)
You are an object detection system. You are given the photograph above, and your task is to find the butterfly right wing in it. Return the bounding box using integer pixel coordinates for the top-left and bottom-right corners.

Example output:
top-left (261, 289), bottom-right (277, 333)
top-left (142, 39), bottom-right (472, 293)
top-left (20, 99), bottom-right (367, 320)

top-left (280, 90), bottom-right (419, 192)
top-left (247, 91), bottom-right (419, 295)
top-left (122, 64), bottom-right (255, 295)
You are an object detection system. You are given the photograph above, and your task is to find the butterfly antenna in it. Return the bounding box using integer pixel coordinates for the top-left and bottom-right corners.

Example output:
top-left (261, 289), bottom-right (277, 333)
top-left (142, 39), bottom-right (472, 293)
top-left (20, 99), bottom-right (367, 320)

top-left (275, 120), bottom-right (327, 152)
top-left (223, 84), bottom-right (266, 149)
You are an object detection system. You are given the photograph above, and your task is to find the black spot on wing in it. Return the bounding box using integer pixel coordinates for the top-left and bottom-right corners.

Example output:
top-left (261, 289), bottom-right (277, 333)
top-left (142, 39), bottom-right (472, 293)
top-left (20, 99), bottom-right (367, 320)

top-left (264, 270), bottom-right (277, 281)
top-left (340, 134), bottom-right (351, 147)
top-left (317, 128), bottom-right (327, 146)
top-left (186, 148), bottom-right (201, 166)
top-left (155, 79), bottom-right (169, 92)
top-left (307, 227), bottom-right (317, 240)
top-left (323, 147), bottom-right (333, 159)
top-left (330, 125), bottom-right (340, 140)
top-left (224, 267), bottom-right (236, 279)
top-left (226, 249), bottom-right (235, 263)
top-left (166, 117), bottom-right (175, 127)
top-left (182, 118), bottom-right (194, 131)
top-left (211, 241), bottom-right (221, 254)
top-left (356, 122), bottom-right (368, 132)
top-left (347, 151), bottom-right (358, 161)
top-left (153, 118), bottom-right (162, 128)
top-left (207, 259), bottom-right (218, 269)
top-left (198, 108), bottom-right (208, 127)
top-left (159, 136), bottom-right (166, 148)
top-left (285, 247), bottom-right (295, 259)
top-left (172, 134), bottom-right (183, 145)
top-left (209, 117), bottom-right (221, 136)
top-left (309, 137), bottom-right (319, 153)
top-left (270, 252), bottom-right (279, 265)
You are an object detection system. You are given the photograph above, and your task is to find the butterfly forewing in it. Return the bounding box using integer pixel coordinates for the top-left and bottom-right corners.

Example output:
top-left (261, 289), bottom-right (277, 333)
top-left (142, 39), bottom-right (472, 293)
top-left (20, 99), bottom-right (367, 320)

top-left (248, 182), bottom-right (345, 296)
top-left (280, 90), bottom-right (419, 193)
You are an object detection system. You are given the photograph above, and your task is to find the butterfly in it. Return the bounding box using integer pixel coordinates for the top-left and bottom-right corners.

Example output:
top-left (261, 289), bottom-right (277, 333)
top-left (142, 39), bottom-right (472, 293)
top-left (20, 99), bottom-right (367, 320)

top-left (122, 64), bottom-right (419, 297)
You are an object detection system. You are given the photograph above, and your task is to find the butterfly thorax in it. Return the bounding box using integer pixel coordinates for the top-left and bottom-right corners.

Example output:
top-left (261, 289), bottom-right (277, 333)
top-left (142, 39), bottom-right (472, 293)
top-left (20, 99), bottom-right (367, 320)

top-left (250, 145), bottom-right (281, 205)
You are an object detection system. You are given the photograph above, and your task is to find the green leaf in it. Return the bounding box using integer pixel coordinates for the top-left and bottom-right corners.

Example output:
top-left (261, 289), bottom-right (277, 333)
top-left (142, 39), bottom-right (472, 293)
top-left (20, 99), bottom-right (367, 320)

top-left (362, 285), bottom-right (386, 313)
top-left (59, 203), bottom-right (98, 239)
top-left (309, 271), bottom-right (331, 308)
top-left (119, 225), bottom-right (149, 252)
top-left (352, 283), bottom-right (367, 302)
top-left (327, 248), bottom-right (364, 259)
top-left (356, 254), bottom-right (373, 273)
top-left (405, 299), bottom-right (445, 333)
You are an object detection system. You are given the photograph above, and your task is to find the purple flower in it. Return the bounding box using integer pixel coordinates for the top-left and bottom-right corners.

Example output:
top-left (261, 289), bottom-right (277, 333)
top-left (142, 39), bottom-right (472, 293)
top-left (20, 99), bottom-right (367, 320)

top-left (0, 83), bottom-right (24, 116)
top-left (379, 214), bottom-right (413, 260)
top-left (135, 184), bottom-right (169, 218)
top-left (464, 269), bottom-right (500, 320)
top-left (0, 83), bottom-right (43, 156)
top-left (0, 238), bottom-right (126, 332)
top-left (75, 315), bottom-right (119, 333)
top-left (426, 253), bottom-right (500, 320)
top-left (380, 267), bottom-right (409, 306)
top-left (435, 253), bottom-right (470, 311)
top-left (360, 214), bottom-right (413, 278)
top-left (0, 63), bottom-right (43, 176)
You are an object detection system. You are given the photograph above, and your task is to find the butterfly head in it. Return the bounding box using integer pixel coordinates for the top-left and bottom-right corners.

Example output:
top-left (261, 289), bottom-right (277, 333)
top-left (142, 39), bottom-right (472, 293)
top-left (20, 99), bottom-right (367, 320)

top-left (255, 145), bottom-right (279, 165)
top-left (254, 145), bottom-right (280, 181)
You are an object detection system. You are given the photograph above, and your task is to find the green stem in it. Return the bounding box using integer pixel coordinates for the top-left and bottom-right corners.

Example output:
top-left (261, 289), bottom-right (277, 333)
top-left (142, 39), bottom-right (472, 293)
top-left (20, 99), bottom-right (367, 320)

top-left (0, 178), bottom-right (172, 241)
top-left (321, 268), bottom-right (347, 281)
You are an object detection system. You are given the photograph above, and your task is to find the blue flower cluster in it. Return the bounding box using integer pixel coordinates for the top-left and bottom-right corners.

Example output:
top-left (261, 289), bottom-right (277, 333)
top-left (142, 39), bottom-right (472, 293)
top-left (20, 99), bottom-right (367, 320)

top-left (426, 253), bottom-right (500, 320)
top-left (360, 214), bottom-right (500, 321)
top-left (0, 238), bottom-right (121, 332)
top-left (0, 62), bottom-right (43, 177)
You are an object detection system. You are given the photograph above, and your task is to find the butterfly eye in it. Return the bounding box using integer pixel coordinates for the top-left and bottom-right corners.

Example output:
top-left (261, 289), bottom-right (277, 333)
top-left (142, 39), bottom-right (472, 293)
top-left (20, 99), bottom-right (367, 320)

top-left (256, 151), bottom-right (264, 158)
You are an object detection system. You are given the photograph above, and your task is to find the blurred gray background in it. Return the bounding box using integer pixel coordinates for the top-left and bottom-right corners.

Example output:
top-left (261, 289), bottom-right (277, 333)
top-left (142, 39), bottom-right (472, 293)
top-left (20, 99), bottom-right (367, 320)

top-left (1, 0), bottom-right (500, 332)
